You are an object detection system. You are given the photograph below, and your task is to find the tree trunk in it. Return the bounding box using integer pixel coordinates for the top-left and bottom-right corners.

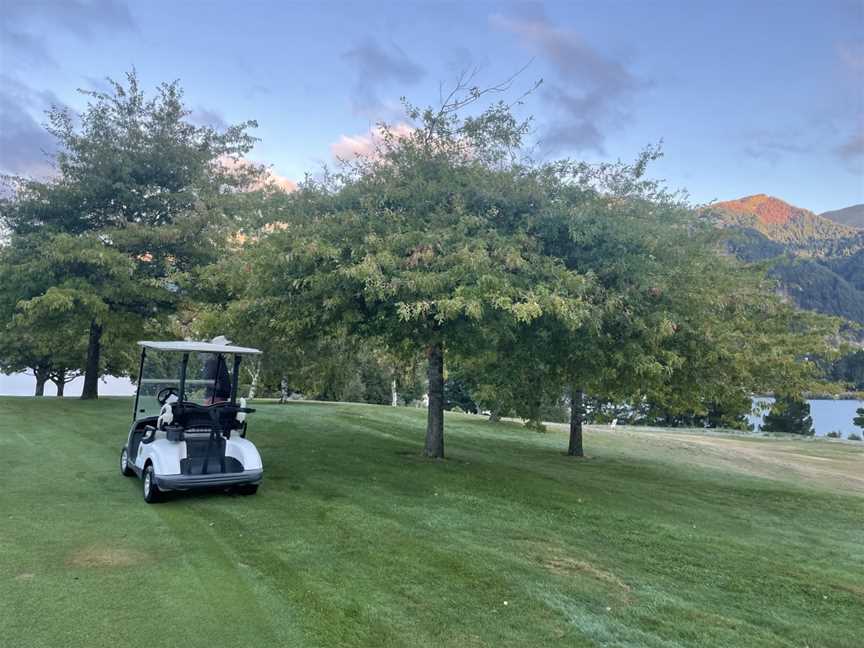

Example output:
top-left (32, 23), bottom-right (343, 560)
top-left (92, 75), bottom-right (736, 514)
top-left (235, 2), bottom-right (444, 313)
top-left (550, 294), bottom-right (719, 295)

top-left (568, 385), bottom-right (584, 457)
top-left (34, 369), bottom-right (48, 397)
top-left (81, 320), bottom-right (102, 400)
top-left (247, 367), bottom-right (259, 400)
top-left (50, 368), bottom-right (67, 398)
top-left (424, 342), bottom-right (445, 458)
top-left (488, 409), bottom-right (501, 423)
top-left (391, 378), bottom-right (398, 407)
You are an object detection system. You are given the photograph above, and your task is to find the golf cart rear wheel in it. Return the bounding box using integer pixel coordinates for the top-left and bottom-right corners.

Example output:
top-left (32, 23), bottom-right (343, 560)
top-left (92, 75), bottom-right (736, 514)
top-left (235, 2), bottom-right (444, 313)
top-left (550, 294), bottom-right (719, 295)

top-left (237, 484), bottom-right (258, 496)
top-left (143, 465), bottom-right (161, 503)
top-left (120, 447), bottom-right (134, 477)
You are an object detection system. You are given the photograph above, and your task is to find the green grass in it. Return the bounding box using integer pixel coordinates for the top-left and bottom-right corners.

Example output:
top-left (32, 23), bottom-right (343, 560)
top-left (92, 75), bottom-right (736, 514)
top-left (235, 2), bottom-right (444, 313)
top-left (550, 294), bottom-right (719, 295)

top-left (1, 397), bottom-right (862, 647)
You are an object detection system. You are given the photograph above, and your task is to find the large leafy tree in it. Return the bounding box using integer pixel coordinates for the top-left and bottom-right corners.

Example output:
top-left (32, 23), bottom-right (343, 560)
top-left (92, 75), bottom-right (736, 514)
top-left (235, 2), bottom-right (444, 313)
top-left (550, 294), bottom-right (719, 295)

top-left (456, 150), bottom-right (835, 453)
top-left (244, 84), bottom-right (590, 457)
top-left (0, 71), bottom-right (265, 398)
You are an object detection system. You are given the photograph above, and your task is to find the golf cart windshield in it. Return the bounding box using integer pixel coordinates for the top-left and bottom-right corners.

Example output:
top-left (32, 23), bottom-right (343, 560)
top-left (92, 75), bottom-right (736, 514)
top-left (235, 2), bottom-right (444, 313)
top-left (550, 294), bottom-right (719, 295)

top-left (133, 341), bottom-right (261, 422)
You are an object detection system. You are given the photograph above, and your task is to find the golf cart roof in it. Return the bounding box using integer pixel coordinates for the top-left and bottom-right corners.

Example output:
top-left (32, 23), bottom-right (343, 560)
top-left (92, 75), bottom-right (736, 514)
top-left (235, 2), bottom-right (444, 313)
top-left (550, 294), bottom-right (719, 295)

top-left (137, 340), bottom-right (262, 355)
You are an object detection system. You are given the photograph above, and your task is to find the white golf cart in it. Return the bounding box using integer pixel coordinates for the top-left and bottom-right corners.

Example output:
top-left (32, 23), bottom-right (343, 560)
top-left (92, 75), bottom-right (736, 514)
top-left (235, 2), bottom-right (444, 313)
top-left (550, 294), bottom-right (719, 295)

top-left (120, 339), bottom-right (263, 503)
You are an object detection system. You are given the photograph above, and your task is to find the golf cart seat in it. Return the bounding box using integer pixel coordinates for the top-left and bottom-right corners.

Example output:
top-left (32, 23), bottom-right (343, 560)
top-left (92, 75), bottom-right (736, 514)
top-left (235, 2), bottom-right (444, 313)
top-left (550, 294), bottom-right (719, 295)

top-left (168, 402), bottom-right (254, 434)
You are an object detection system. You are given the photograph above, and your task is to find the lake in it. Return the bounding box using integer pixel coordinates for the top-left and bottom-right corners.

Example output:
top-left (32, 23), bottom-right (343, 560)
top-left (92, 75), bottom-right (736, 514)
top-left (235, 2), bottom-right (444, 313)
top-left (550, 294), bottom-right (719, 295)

top-left (2, 372), bottom-right (862, 438)
top-left (0, 372), bottom-right (135, 397)
top-left (749, 397), bottom-right (864, 439)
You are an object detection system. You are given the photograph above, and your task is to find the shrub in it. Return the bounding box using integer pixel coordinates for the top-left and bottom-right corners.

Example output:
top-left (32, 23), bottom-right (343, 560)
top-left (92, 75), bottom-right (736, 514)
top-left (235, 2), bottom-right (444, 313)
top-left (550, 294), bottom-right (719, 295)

top-left (848, 433), bottom-right (862, 441)
top-left (760, 396), bottom-right (814, 435)
top-left (826, 431), bottom-right (841, 438)
top-left (854, 407), bottom-right (864, 430)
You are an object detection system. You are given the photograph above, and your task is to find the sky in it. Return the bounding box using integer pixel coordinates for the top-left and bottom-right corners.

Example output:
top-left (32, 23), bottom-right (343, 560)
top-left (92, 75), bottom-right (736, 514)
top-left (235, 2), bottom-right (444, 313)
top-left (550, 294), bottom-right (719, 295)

top-left (1, 0), bottom-right (863, 213)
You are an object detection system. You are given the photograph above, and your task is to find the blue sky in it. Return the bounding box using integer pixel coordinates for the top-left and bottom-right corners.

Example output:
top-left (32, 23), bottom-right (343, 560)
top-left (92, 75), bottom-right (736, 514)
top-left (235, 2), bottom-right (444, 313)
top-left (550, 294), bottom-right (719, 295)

top-left (1, 0), bottom-right (862, 212)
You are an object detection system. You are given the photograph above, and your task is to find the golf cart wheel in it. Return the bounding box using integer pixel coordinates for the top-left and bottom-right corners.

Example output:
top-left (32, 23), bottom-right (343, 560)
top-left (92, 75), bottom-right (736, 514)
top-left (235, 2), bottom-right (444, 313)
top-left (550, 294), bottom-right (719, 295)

top-left (237, 484), bottom-right (258, 496)
top-left (142, 464), bottom-right (161, 503)
top-left (120, 447), bottom-right (134, 477)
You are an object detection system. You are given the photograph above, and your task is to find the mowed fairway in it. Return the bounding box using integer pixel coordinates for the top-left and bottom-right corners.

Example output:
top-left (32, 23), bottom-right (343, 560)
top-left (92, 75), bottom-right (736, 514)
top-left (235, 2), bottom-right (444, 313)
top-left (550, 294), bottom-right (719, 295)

top-left (1, 398), bottom-right (862, 648)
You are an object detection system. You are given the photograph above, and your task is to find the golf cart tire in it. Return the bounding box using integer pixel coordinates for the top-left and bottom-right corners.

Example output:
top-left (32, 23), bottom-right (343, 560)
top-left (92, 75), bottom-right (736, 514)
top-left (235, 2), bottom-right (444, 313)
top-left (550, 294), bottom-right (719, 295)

top-left (237, 484), bottom-right (258, 496)
top-left (120, 447), bottom-right (135, 477)
top-left (143, 464), bottom-right (162, 503)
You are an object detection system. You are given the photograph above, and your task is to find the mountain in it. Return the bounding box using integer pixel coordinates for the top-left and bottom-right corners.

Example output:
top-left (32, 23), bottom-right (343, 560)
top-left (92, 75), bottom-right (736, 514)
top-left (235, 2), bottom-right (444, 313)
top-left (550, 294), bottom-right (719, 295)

top-left (820, 204), bottom-right (864, 229)
top-left (708, 195), bottom-right (864, 327)
top-left (710, 194), bottom-right (860, 256)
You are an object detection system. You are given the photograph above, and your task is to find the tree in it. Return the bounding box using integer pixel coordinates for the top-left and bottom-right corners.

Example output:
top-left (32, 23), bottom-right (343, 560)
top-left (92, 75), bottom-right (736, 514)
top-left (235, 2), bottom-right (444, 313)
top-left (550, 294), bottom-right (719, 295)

top-left (443, 377), bottom-right (478, 414)
top-left (0, 71), bottom-right (265, 398)
top-left (854, 407), bottom-right (864, 431)
top-left (452, 147), bottom-right (835, 453)
top-left (761, 396), bottom-right (815, 435)
top-left (245, 77), bottom-right (588, 458)
top-left (0, 244), bottom-right (89, 395)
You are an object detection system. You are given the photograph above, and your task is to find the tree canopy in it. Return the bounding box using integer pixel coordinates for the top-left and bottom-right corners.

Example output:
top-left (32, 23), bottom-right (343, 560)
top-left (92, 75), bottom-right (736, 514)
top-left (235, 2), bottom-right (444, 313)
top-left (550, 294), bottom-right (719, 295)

top-left (0, 71), bottom-right (841, 460)
top-left (228, 81), bottom-right (835, 457)
top-left (0, 71), bottom-right (269, 397)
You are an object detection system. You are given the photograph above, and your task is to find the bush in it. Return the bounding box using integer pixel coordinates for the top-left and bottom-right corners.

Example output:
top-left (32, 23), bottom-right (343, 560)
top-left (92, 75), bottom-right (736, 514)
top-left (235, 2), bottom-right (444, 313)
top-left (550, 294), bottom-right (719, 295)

top-left (848, 433), bottom-right (862, 441)
top-left (760, 396), bottom-right (814, 435)
top-left (524, 419), bottom-right (547, 433)
top-left (826, 431), bottom-right (841, 438)
top-left (854, 407), bottom-right (864, 430)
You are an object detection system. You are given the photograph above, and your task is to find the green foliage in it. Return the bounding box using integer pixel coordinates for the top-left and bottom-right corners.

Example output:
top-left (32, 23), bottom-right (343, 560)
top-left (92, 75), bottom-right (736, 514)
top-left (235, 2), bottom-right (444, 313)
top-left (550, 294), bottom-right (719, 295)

top-left (0, 71), bottom-right (266, 395)
top-left (768, 257), bottom-right (864, 325)
top-left (443, 378), bottom-right (477, 414)
top-left (241, 87), bottom-right (590, 455)
top-left (853, 407), bottom-right (864, 430)
top-left (760, 396), bottom-right (815, 435)
top-left (827, 349), bottom-right (864, 391)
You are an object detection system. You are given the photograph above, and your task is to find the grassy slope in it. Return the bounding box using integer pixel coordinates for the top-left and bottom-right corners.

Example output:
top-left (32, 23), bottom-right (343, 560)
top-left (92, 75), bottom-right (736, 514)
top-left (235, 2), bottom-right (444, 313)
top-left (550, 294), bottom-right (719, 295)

top-left (1, 398), bottom-right (862, 648)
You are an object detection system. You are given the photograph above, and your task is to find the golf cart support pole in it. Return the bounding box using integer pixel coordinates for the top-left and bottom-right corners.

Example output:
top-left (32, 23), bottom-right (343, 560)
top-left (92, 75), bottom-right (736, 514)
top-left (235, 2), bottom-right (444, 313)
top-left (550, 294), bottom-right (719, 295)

top-left (179, 353), bottom-right (189, 402)
top-left (230, 355), bottom-right (241, 404)
top-left (132, 348), bottom-right (146, 422)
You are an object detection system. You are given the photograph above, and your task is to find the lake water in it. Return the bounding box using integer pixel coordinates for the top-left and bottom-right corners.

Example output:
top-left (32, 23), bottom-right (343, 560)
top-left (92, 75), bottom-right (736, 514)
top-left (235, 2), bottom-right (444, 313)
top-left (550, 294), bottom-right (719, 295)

top-left (2, 372), bottom-right (862, 438)
top-left (0, 372), bottom-right (135, 397)
top-left (748, 397), bottom-right (864, 438)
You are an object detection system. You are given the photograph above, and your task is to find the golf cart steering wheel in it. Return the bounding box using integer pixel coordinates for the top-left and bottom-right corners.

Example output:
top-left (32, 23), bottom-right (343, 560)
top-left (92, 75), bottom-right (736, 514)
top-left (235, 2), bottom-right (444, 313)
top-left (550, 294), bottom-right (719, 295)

top-left (156, 386), bottom-right (179, 405)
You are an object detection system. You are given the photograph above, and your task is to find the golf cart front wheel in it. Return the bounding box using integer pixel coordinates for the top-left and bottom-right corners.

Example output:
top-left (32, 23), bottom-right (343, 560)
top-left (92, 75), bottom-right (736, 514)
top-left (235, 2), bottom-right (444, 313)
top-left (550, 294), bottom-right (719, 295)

top-left (143, 465), bottom-right (161, 503)
top-left (120, 448), bottom-right (134, 477)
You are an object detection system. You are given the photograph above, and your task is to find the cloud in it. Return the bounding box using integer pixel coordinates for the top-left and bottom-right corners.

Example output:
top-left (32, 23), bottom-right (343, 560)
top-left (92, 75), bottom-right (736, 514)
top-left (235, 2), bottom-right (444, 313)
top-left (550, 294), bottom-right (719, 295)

top-left (341, 39), bottom-right (425, 117)
top-left (0, 77), bottom-right (62, 178)
top-left (2, 0), bottom-right (136, 69)
top-left (189, 107), bottom-right (229, 130)
top-left (0, 2), bottom-right (136, 177)
top-left (742, 129), bottom-right (813, 163)
top-left (837, 132), bottom-right (864, 161)
top-left (491, 10), bottom-right (643, 154)
top-left (330, 123), bottom-right (415, 161)
top-left (218, 157), bottom-right (297, 193)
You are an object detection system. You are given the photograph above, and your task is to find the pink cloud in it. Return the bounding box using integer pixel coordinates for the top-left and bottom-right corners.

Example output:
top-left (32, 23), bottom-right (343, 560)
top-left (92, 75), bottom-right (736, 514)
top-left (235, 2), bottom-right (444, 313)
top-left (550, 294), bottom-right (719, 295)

top-left (218, 156), bottom-right (296, 192)
top-left (330, 123), bottom-right (414, 161)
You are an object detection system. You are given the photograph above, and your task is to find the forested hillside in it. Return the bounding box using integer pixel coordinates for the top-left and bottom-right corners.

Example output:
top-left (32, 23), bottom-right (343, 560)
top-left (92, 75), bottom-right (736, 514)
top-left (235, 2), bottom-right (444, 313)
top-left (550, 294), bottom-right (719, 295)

top-left (821, 204), bottom-right (864, 229)
top-left (709, 195), bottom-right (864, 327)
